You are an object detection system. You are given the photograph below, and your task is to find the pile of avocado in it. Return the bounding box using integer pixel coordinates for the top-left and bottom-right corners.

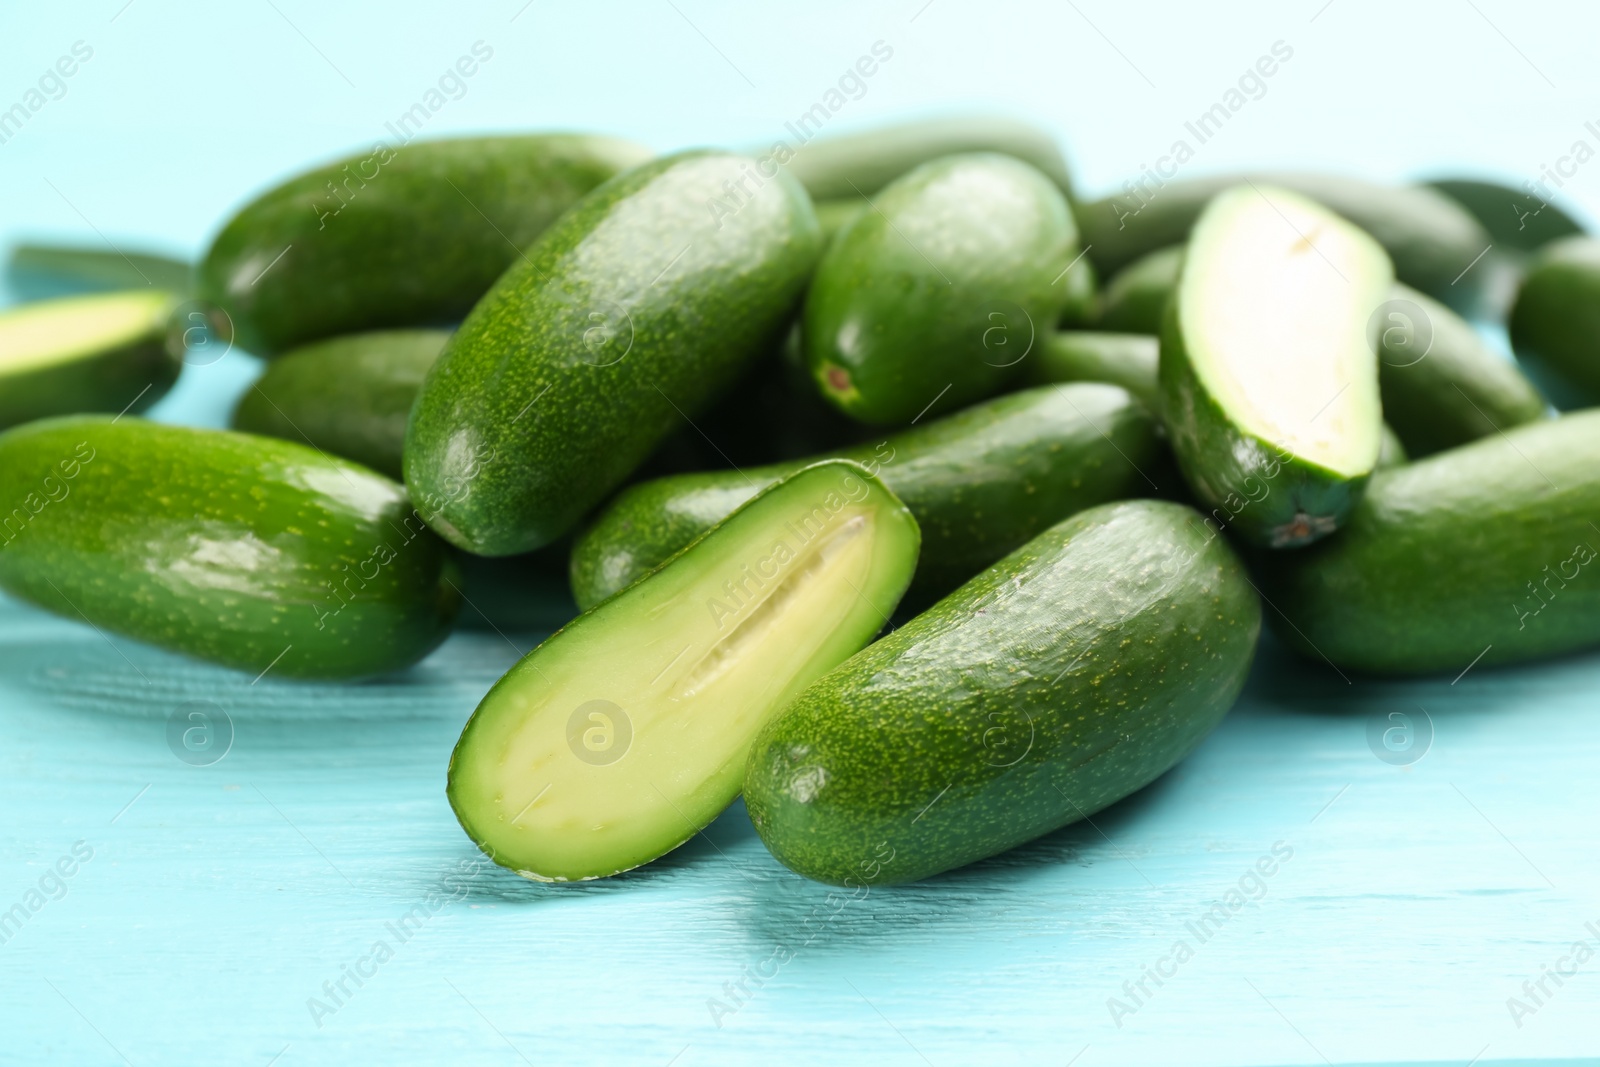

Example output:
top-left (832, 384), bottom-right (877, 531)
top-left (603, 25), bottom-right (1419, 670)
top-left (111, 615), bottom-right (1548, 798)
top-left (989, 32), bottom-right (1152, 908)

top-left (2, 118), bottom-right (1598, 888)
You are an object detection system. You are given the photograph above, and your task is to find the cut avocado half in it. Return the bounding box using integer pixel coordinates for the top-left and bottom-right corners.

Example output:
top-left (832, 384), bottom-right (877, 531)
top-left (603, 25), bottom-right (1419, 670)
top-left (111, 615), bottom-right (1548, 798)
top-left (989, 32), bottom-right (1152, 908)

top-left (1160, 184), bottom-right (1392, 547)
top-left (0, 289), bottom-right (182, 429)
top-left (446, 460), bottom-right (921, 882)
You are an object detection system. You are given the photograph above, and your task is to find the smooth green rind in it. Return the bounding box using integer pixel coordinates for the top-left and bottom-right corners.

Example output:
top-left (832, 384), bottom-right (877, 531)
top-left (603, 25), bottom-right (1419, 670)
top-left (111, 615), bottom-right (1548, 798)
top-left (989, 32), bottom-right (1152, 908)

top-left (804, 153), bottom-right (1079, 425)
top-left (1423, 178), bottom-right (1585, 253)
top-left (0, 290), bottom-right (181, 429)
top-left (814, 200), bottom-right (866, 247)
top-left (1096, 244), bottom-right (1182, 335)
top-left (745, 499), bottom-right (1261, 887)
top-left (1376, 284), bottom-right (1548, 456)
top-left (231, 329), bottom-right (450, 480)
top-left (405, 151), bottom-right (823, 556)
top-left (197, 134), bottom-right (652, 355)
top-left (1509, 237), bottom-right (1600, 407)
top-left (570, 383), bottom-right (1163, 609)
top-left (1257, 411), bottom-right (1600, 674)
top-left (7, 243), bottom-right (194, 295)
top-left (1375, 424), bottom-right (1408, 470)
top-left (1079, 173), bottom-right (1492, 313)
top-left (776, 114), bottom-right (1074, 201)
top-left (447, 460), bottom-right (921, 882)
top-left (1020, 331), bottom-right (1160, 410)
top-left (0, 417), bottom-right (459, 678)
top-left (1160, 187), bottom-right (1390, 548)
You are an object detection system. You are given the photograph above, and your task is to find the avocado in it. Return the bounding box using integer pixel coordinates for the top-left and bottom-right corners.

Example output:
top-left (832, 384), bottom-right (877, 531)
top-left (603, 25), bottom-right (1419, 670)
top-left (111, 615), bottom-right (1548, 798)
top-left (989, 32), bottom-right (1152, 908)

top-left (0, 417), bottom-right (459, 679)
top-left (7, 242), bottom-right (193, 297)
top-left (405, 150), bottom-right (822, 556)
top-left (1020, 331), bottom-right (1160, 410)
top-left (447, 460), bottom-right (920, 882)
top-left (1258, 410), bottom-right (1600, 674)
top-left (1423, 178), bottom-right (1585, 253)
top-left (1161, 185), bottom-right (1391, 548)
top-left (1096, 244), bottom-right (1182, 335)
top-left (804, 153), bottom-right (1080, 425)
top-left (1509, 237), bottom-right (1600, 407)
top-left (197, 134), bottom-right (652, 355)
top-left (744, 499), bottom-right (1260, 886)
top-left (569, 382), bottom-right (1163, 609)
top-left (0, 290), bottom-right (181, 430)
top-left (231, 329), bottom-right (450, 480)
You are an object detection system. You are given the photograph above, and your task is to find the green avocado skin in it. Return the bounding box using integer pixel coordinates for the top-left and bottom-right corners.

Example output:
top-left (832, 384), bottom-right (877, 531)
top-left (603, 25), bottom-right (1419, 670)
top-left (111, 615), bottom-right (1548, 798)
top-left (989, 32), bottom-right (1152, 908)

top-left (1160, 299), bottom-right (1369, 548)
top-left (232, 329), bottom-right (450, 480)
top-left (1509, 238), bottom-right (1600, 406)
top-left (0, 417), bottom-right (460, 679)
top-left (1095, 244), bottom-right (1182, 335)
top-left (744, 499), bottom-right (1261, 887)
top-left (1378, 284), bottom-right (1549, 456)
top-left (404, 151), bottom-right (822, 556)
top-left (0, 298), bottom-right (181, 431)
top-left (198, 134), bottom-right (651, 356)
top-left (1079, 173), bottom-right (1491, 313)
top-left (1257, 411), bottom-right (1600, 674)
top-left (1424, 179), bottom-right (1585, 252)
top-left (804, 153), bottom-right (1079, 425)
top-left (1021, 331), bottom-right (1160, 410)
top-left (569, 382), bottom-right (1163, 609)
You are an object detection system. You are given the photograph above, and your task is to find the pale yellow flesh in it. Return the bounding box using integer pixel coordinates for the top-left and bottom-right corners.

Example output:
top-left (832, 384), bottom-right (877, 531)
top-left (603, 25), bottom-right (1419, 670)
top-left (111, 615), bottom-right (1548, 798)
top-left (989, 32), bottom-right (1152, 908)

top-left (0, 290), bottom-right (173, 374)
top-left (1182, 185), bottom-right (1390, 475)
top-left (456, 470), bottom-right (906, 881)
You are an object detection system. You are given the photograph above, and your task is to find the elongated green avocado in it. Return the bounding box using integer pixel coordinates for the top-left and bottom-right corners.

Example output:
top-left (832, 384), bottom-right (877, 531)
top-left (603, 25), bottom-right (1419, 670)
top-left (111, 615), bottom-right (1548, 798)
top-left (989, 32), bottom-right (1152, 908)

top-left (1020, 331), bottom-right (1160, 409)
top-left (1257, 411), bottom-right (1600, 674)
top-left (1424, 178), bottom-right (1584, 253)
top-left (1375, 284), bottom-right (1548, 456)
top-left (1095, 244), bottom-right (1183, 335)
top-left (745, 499), bottom-right (1261, 887)
top-left (232, 329), bottom-right (450, 480)
top-left (570, 383), bottom-right (1162, 609)
top-left (0, 290), bottom-right (182, 430)
top-left (1079, 173), bottom-right (1491, 312)
top-left (405, 151), bottom-right (822, 556)
top-left (7, 242), bottom-right (193, 296)
top-left (1161, 186), bottom-right (1391, 547)
top-left (448, 460), bottom-right (920, 881)
top-left (0, 418), bottom-right (459, 678)
top-left (1509, 237), bottom-right (1600, 407)
top-left (197, 134), bottom-right (651, 355)
top-left (804, 153), bottom-right (1080, 424)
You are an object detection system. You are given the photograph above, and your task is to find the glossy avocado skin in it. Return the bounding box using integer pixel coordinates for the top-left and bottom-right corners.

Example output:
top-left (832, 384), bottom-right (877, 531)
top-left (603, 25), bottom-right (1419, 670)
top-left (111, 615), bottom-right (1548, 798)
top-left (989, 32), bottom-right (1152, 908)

top-left (1078, 173), bottom-right (1492, 313)
top-left (231, 329), bottom-right (451, 480)
top-left (803, 153), bottom-right (1080, 425)
top-left (1377, 284), bottom-right (1548, 456)
top-left (1095, 244), bottom-right (1182, 335)
top-left (405, 151), bottom-right (823, 556)
top-left (198, 134), bottom-right (651, 356)
top-left (1424, 178), bottom-right (1585, 253)
top-left (0, 417), bottom-right (460, 679)
top-left (568, 382), bottom-right (1163, 609)
top-left (1509, 237), bottom-right (1600, 407)
top-left (1022, 331), bottom-right (1160, 410)
top-left (744, 499), bottom-right (1261, 887)
top-left (1258, 411), bottom-right (1600, 675)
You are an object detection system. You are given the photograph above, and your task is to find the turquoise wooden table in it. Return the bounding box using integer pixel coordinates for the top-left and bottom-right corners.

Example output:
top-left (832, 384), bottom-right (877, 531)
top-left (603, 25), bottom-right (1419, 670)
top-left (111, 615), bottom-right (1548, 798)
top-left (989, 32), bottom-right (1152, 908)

top-left (6, 1), bottom-right (1600, 1062)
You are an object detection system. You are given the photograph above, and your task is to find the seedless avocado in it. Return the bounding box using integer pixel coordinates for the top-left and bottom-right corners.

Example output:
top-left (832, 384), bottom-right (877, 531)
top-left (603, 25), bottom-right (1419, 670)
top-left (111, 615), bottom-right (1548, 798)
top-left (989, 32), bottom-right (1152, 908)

top-left (405, 150), bottom-right (823, 556)
top-left (198, 134), bottom-right (651, 355)
top-left (0, 417), bottom-right (459, 678)
top-left (745, 499), bottom-right (1261, 887)
top-left (804, 153), bottom-right (1080, 424)
top-left (7, 242), bottom-right (193, 295)
top-left (0, 290), bottom-right (181, 430)
top-left (1258, 411), bottom-right (1600, 674)
top-left (569, 383), bottom-right (1163, 609)
top-left (1161, 185), bottom-right (1391, 547)
top-left (232, 329), bottom-right (451, 480)
top-left (447, 460), bottom-right (920, 882)
top-left (1020, 332), bottom-right (1160, 409)
top-left (1096, 244), bottom-right (1183, 335)
top-left (1509, 237), bottom-right (1600, 407)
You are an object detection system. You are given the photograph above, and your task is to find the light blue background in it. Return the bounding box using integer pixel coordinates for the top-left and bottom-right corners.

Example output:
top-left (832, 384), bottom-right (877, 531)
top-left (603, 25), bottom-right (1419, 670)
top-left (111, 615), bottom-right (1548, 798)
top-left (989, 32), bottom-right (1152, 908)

top-left (3, 2), bottom-right (1600, 1065)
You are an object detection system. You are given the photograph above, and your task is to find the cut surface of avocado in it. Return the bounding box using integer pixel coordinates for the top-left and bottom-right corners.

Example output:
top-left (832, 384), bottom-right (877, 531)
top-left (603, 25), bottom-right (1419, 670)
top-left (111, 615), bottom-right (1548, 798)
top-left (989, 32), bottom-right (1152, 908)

top-left (0, 290), bottom-right (174, 374)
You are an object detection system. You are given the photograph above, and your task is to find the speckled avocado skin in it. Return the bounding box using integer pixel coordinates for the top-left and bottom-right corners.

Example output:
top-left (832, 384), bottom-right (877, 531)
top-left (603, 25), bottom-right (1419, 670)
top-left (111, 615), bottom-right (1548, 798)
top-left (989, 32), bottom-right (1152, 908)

top-left (405, 151), bottom-right (823, 556)
top-left (198, 134), bottom-right (651, 356)
top-left (1509, 237), bottom-right (1600, 406)
top-left (0, 417), bottom-right (460, 679)
top-left (569, 383), bottom-right (1163, 609)
top-left (744, 499), bottom-right (1261, 887)
top-left (803, 153), bottom-right (1080, 425)
top-left (1257, 411), bottom-right (1600, 675)
top-left (232, 329), bottom-right (451, 480)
